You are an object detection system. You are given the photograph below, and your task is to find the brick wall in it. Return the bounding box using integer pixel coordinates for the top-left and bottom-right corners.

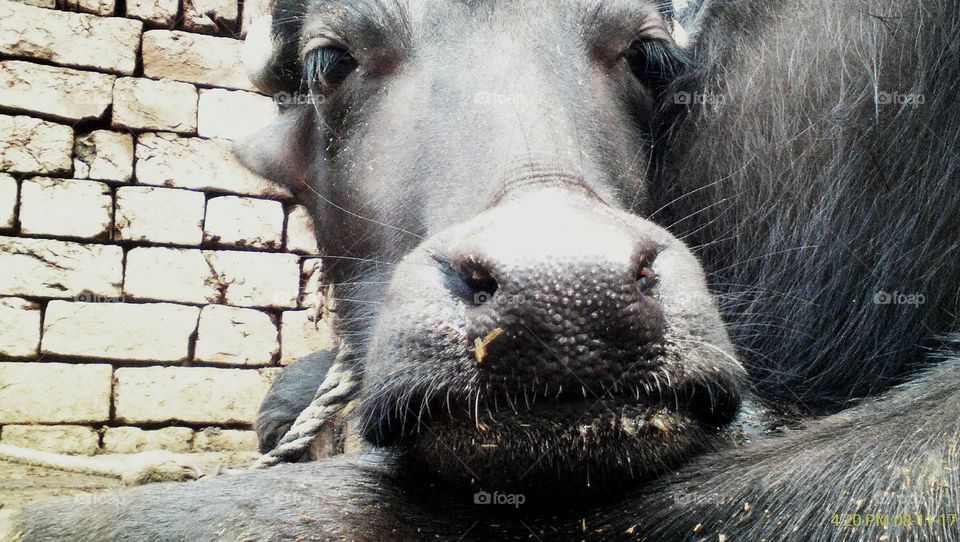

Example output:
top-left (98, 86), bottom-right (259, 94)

top-left (0, 0), bottom-right (334, 455)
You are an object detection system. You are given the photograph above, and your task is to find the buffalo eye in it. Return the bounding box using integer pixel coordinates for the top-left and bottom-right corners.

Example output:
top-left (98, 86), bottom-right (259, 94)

top-left (304, 43), bottom-right (358, 91)
top-left (625, 38), bottom-right (689, 90)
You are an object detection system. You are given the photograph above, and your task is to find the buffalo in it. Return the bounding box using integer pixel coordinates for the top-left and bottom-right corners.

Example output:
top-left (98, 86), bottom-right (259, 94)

top-left (15, 0), bottom-right (960, 540)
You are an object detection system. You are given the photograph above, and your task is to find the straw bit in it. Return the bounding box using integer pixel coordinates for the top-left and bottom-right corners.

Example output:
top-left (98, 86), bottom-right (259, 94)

top-left (473, 327), bottom-right (505, 365)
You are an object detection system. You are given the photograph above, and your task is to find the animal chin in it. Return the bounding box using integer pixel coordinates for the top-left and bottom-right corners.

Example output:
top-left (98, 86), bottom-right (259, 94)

top-left (405, 396), bottom-right (727, 494)
top-left (358, 366), bottom-right (740, 494)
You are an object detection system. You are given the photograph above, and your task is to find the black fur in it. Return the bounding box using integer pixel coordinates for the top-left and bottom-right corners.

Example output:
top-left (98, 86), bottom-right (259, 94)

top-left (657, 0), bottom-right (960, 408)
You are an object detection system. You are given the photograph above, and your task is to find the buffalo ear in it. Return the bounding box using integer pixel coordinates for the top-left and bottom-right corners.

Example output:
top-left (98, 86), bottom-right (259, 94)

top-left (237, 9), bottom-right (313, 193)
top-left (242, 9), bottom-right (305, 96)
top-left (233, 108), bottom-right (315, 194)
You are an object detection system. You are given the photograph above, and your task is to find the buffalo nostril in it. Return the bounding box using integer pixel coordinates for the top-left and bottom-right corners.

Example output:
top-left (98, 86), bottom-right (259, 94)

top-left (636, 266), bottom-right (659, 293)
top-left (456, 257), bottom-right (499, 305)
top-left (633, 247), bottom-right (660, 295)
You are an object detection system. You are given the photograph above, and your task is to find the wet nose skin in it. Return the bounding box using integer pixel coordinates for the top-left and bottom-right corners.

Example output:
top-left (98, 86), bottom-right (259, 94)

top-left (437, 186), bottom-right (667, 391)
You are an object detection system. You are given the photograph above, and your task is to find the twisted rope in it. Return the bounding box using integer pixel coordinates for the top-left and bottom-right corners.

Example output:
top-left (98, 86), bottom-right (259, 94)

top-left (252, 344), bottom-right (361, 468)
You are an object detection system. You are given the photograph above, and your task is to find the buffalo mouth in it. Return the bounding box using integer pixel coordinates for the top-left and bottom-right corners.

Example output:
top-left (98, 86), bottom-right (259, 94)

top-left (357, 345), bottom-right (742, 495)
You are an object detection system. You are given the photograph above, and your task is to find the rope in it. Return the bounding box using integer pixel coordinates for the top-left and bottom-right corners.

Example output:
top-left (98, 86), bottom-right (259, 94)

top-left (252, 344), bottom-right (361, 468)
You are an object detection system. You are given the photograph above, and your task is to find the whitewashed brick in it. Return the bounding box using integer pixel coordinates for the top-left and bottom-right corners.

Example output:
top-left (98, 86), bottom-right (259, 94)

top-left (112, 77), bottom-right (198, 133)
top-left (0, 114), bottom-right (73, 175)
top-left (299, 258), bottom-right (330, 312)
top-left (63, 0), bottom-right (114, 14)
top-left (114, 366), bottom-right (272, 425)
top-left (194, 305), bottom-right (278, 365)
top-left (0, 425), bottom-right (99, 454)
top-left (124, 247), bottom-right (220, 305)
top-left (0, 297), bottom-right (41, 357)
top-left (142, 30), bottom-right (255, 91)
top-left (102, 426), bottom-right (194, 453)
top-left (124, 247), bottom-right (299, 308)
top-left (114, 186), bottom-right (205, 245)
top-left (11, 0), bottom-right (55, 8)
top-left (193, 428), bottom-right (257, 451)
top-left (198, 88), bottom-right (276, 140)
top-left (286, 204), bottom-right (320, 254)
top-left (19, 177), bottom-right (112, 240)
top-left (0, 1), bottom-right (142, 75)
top-left (0, 236), bottom-right (123, 298)
top-left (0, 61), bottom-right (115, 122)
top-left (0, 362), bottom-right (112, 423)
top-left (204, 195), bottom-right (283, 249)
top-left (183, 0), bottom-right (238, 34)
top-left (135, 132), bottom-right (291, 198)
top-left (260, 366), bottom-right (282, 385)
top-left (42, 301), bottom-right (200, 362)
top-left (0, 173), bottom-right (15, 230)
top-left (73, 130), bottom-right (134, 182)
top-left (206, 250), bottom-right (300, 308)
top-left (281, 310), bottom-right (336, 364)
top-left (126, 0), bottom-right (176, 26)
